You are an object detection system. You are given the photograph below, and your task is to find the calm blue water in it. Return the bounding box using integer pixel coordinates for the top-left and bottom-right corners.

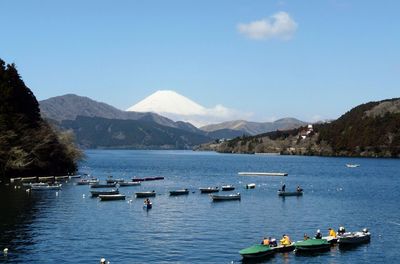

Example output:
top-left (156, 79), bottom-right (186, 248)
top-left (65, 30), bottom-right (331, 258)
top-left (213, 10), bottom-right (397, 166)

top-left (1, 150), bottom-right (400, 263)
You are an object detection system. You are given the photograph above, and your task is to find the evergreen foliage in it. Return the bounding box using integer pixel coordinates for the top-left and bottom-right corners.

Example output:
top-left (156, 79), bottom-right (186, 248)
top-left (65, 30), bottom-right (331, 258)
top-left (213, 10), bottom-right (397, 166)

top-left (0, 59), bottom-right (82, 179)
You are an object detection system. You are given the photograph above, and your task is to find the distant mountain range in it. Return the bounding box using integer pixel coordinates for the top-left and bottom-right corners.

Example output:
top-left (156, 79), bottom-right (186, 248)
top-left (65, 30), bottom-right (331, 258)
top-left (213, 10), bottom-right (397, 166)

top-left (211, 98), bottom-right (400, 158)
top-left (40, 94), bottom-right (197, 131)
top-left (61, 116), bottom-right (211, 149)
top-left (200, 118), bottom-right (307, 135)
top-left (39, 94), bottom-right (307, 149)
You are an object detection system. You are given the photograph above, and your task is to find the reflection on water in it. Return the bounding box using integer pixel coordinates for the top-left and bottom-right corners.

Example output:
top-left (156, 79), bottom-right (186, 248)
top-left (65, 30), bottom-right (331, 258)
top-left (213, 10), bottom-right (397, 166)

top-left (0, 150), bottom-right (399, 263)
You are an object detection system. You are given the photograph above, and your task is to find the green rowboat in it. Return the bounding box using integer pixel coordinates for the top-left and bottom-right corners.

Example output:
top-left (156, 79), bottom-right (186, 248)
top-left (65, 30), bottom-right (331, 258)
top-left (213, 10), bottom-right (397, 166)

top-left (239, 244), bottom-right (275, 259)
top-left (294, 239), bottom-right (331, 253)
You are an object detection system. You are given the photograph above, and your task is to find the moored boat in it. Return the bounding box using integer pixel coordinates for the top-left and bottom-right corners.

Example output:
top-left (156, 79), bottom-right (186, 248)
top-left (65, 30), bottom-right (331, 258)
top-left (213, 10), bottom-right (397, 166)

top-left (210, 193), bottom-right (241, 201)
top-left (31, 183), bottom-right (62, 190)
top-left (346, 164), bottom-right (360, 168)
top-left (90, 189), bottom-right (119, 197)
top-left (20, 177), bottom-right (37, 182)
top-left (135, 191), bottom-right (156, 198)
top-left (118, 181), bottom-right (141, 187)
top-left (238, 172), bottom-right (288, 176)
top-left (54, 175), bottom-right (69, 181)
top-left (338, 229), bottom-right (370, 246)
top-left (38, 176), bottom-right (55, 182)
top-left (278, 190), bottom-right (303, 197)
top-left (131, 178), bottom-right (145, 182)
top-left (169, 189), bottom-right (189, 196)
top-left (199, 187), bottom-right (219, 193)
top-left (99, 194), bottom-right (126, 201)
top-left (239, 244), bottom-right (275, 259)
top-left (294, 239), bottom-right (331, 253)
top-left (221, 185), bottom-right (235, 191)
top-left (76, 178), bottom-right (99, 185)
top-left (23, 182), bottom-right (47, 187)
top-left (144, 176), bottom-right (165, 181)
top-left (106, 178), bottom-right (125, 184)
top-left (90, 183), bottom-right (117, 188)
top-left (245, 183), bottom-right (256, 189)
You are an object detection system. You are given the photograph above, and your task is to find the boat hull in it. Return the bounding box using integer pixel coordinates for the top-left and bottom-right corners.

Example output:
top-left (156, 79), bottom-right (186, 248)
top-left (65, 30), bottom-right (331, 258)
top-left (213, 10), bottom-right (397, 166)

top-left (99, 194), bottom-right (126, 201)
top-left (338, 232), bottom-right (370, 246)
top-left (31, 185), bottom-right (62, 190)
top-left (169, 190), bottom-right (189, 196)
top-left (118, 182), bottom-right (141, 187)
top-left (199, 188), bottom-right (219, 193)
top-left (271, 243), bottom-right (295, 253)
top-left (221, 186), bottom-right (235, 191)
top-left (91, 190), bottom-right (119, 197)
top-left (238, 172), bottom-right (288, 176)
top-left (210, 193), bottom-right (241, 201)
top-left (245, 184), bottom-right (256, 189)
top-left (278, 191), bottom-right (303, 197)
top-left (135, 192), bottom-right (156, 198)
top-left (90, 183), bottom-right (117, 188)
top-left (239, 245), bottom-right (275, 259)
top-left (294, 239), bottom-right (331, 253)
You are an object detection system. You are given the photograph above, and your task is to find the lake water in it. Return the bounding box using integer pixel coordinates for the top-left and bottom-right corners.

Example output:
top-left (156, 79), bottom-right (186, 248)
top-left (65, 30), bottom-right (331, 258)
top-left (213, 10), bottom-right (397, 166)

top-left (1, 150), bottom-right (400, 263)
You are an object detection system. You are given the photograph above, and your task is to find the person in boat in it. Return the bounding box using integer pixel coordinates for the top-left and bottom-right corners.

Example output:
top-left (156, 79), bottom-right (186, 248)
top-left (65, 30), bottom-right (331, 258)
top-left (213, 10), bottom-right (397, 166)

top-left (280, 234), bottom-right (291, 246)
top-left (328, 228), bottom-right (337, 238)
top-left (296, 185), bottom-right (303, 192)
top-left (281, 184), bottom-right (286, 192)
top-left (315, 229), bottom-right (322, 239)
top-left (269, 237), bottom-right (277, 247)
top-left (337, 226), bottom-right (346, 235)
top-left (303, 233), bottom-right (310, 240)
top-left (261, 237), bottom-right (270, 245)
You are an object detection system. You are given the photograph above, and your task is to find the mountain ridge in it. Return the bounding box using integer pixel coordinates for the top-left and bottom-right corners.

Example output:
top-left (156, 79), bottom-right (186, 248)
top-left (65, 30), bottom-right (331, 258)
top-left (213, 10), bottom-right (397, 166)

top-left (210, 98), bottom-right (400, 157)
top-left (200, 117), bottom-right (307, 135)
top-left (39, 94), bottom-right (200, 132)
top-left (61, 116), bottom-right (213, 149)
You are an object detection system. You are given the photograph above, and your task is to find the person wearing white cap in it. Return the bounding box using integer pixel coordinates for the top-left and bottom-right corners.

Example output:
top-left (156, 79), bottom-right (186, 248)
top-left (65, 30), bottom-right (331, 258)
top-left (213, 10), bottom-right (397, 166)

top-left (315, 229), bottom-right (322, 239)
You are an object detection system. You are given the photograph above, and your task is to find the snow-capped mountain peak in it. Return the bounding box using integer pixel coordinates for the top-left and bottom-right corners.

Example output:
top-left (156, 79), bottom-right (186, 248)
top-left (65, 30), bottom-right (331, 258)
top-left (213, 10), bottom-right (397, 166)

top-left (127, 90), bottom-right (206, 116)
top-left (126, 90), bottom-right (251, 127)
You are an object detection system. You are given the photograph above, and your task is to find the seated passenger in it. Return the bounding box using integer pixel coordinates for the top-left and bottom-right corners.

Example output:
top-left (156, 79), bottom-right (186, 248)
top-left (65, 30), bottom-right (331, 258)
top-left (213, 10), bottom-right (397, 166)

top-left (280, 234), bottom-right (291, 246)
top-left (261, 237), bottom-right (270, 245)
top-left (315, 229), bottom-right (322, 239)
top-left (328, 228), bottom-right (337, 238)
top-left (269, 238), bottom-right (278, 247)
top-left (337, 226), bottom-right (346, 235)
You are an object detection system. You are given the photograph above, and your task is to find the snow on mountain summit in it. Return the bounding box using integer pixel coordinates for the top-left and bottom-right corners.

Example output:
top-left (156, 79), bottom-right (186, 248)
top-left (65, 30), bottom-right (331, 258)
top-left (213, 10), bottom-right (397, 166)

top-left (127, 90), bottom-right (206, 116)
top-left (126, 90), bottom-right (251, 127)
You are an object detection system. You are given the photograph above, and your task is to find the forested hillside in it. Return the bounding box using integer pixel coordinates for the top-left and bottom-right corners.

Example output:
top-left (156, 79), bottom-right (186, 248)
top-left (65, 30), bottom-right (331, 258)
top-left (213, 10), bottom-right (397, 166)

top-left (211, 98), bottom-right (400, 158)
top-left (0, 59), bottom-right (82, 179)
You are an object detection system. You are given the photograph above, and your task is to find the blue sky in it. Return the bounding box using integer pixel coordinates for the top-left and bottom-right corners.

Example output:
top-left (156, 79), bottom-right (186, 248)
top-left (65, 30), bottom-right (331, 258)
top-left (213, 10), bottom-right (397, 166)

top-left (1, 0), bottom-right (399, 122)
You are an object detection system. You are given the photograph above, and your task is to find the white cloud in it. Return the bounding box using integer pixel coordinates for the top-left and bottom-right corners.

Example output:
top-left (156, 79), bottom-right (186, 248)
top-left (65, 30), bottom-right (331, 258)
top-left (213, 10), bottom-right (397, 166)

top-left (237, 11), bottom-right (297, 40)
top-left (165, 105), bottom-right (253, 127)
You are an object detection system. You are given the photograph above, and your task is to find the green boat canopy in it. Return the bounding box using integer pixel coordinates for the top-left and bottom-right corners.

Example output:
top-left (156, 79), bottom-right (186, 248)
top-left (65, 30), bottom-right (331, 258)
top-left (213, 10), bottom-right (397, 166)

top-left (294, 239), bottom-right (330, 247)
top-left (239, 245), bottom-right (272, 255)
